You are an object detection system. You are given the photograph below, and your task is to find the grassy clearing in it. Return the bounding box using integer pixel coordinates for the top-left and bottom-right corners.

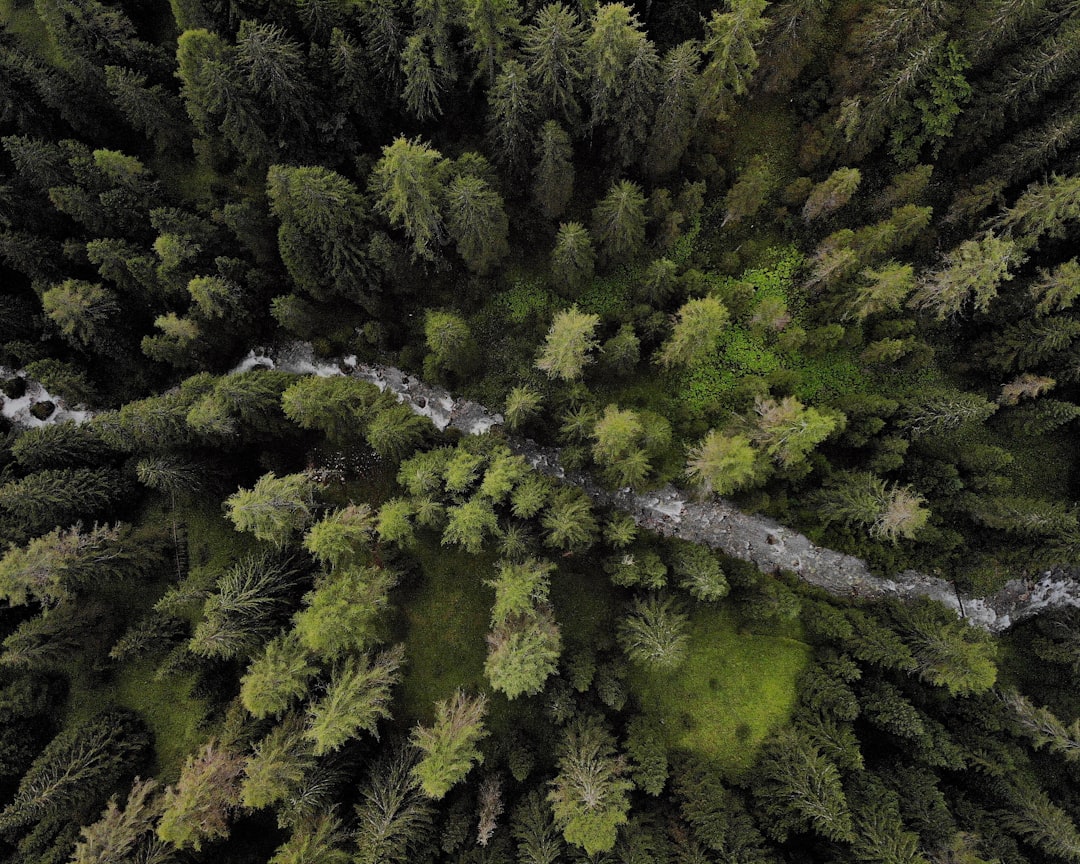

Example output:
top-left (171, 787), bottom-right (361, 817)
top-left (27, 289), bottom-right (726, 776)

top-left (630, 606), bottom-right (811, 778)
top-left (395, 534), bottom-right (496, 725)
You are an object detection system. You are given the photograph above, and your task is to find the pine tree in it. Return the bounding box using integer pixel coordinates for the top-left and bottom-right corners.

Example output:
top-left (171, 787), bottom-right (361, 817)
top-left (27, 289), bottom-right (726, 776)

top-left (158, 740), bottom-right (245, 850)
top-left (533, 121), bottom-right (574, 219)
top-left (445, 172), bottom-right (510, 274)
top-left (370, 137), bottom-right (448, 261)
top-left (523, 3), bottom-right (587, 124)
top-left (1001, 780), bottom-right (1080, 864)
top-left (0, 522), bottom-right (132, 607)
top-left (104, 65), bottom-right (189, 152)
top-left (0, 467), bottom-right (127, 539)
top-left (225, 472), bottom-right (316, 547)
top-left (400, 33), bottom-right (444, 121)
top-left (305, 646), bottom-right (404, 755)
top-left (618, 594), bottom-right (690, 670)
top-left (412, 690), bottom-right (489, 799)
top-left (753, 726), bottom-right (853, 842)
top-left (354, 745), bottom-right (435, 864)
top-left (240, 633), bottom-right (318, 719)
top-left (591, 179), bottom-right (647, 266)
top-left (11, 423), bottom-right (112, 472)
top-left (645, 41), bottom-right (702, 178)
top-left (304, 505), bottom-right (376, 572)
top-left (235, 21), bottom-right (312, 136)
top-left (282, 375), bottom-right (387, 444)
top-left (548, 715), bottom-right (633, 855)
top-left (657, 296), bottom-right (730, 368)
top-left (700, 0), bottom-right (770, 119)
top-left (748, 395), bottom-right (840, 469)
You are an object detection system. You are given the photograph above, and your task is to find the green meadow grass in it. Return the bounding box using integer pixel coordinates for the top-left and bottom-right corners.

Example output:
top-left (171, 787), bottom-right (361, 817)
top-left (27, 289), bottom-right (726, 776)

top-left (630, 606), bottom-right (811, 778)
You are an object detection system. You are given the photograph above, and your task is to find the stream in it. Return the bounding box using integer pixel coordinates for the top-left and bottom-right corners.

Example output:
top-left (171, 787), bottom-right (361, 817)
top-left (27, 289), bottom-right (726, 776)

top-left (5, 344), bottom-right (1079, 633)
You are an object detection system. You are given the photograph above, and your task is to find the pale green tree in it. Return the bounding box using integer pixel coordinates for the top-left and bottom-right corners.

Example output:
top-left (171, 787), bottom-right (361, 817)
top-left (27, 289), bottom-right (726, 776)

top-left (548, 715), bottom-right (633, 854)
top-left (370, 137), bottom-right (448, 261)
top-left (657, 296), bottom-right (730, 368)
top-left (535, 306), bottom-right (600, 380)
top-left (412, 690), bottom-right (489, 799)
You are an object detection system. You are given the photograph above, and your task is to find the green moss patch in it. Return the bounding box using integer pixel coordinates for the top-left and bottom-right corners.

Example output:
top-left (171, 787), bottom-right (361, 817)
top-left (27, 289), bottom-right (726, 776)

top-left (630, 607), bottom-right (811, 777)
top-left (396, 535), bottom-right (496, 724)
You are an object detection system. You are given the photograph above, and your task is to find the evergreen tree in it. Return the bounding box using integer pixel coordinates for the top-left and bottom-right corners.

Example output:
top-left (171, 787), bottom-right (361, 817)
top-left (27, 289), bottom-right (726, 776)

top-left (618, 594), bottom-right (690, 670)
top-left (294, 566), bottom-right (395, 659)
top-left (189, 553), bottom-right (302, 661)
top-left (266, 165), bottom-right (378, 309)
top-left (512, 789), bottom-right (565, 864)
top-left (0, 710), bottom-right (148, 833)
top-left (370, 137), bottom-right (448, 261)
top-left (523, 3), bottom-right (587, 124)
top-left (412, 690), bottom-right (489, 799)
top-left (71, 777), bottom-right (165, 864)
top-left (656, 296), bottom-right (730, 368)
top-left (0, 467), bottom-right (127, 539)
top-left (535, 306), bottom-right (600, 380)
top-left (753, 727), bottom-right (854, 842)
top-left (305, 646), bottom-right (404, 755)
top-left (894, 601), bottom-right (997, 696)
top-left (241, 714), bottom-right (317, 811)
top-left (463, 0), bottom-right (522, 84)
top-left (700, 0), bottom-right (770, 119)
top-left (485, 610), bottom-right (562, 699)
top-left (240, 633), bottom-right (319, 720)
top-left (585, 4), bottom-right (658, 167)
top-left (644, 41), bottom-right (702, 177)
top-left (445, 172), bottom-right (510, 274)
top-left (225, 472), bottom-right (316, 547)
top-left (41, 279), bottom-right (119, 350)
top-left (551, 222), bottom-right (595, 296)
top-left (541, 488), bottom-right (598, 551)
top-left (591, 179), bottom-right (647, 266)
top-left (748, 395), bottom-right (840, 469)
top-left (802, 167), bottom-right (862, 221)
top-left (354, 745), bottom-right (435, 864)
top-left (548, 715), bottom-right (633, 855)
top-left (157, 740), bottom-right (245, 851)
top-left (909, 233), bottom-right (1022, 319)
top-left (533, 121), bottom-right (574, 219)
top-left (270, 814), bottom-right (350, 864)
top-left (487, 59), bottom-right (536, 177)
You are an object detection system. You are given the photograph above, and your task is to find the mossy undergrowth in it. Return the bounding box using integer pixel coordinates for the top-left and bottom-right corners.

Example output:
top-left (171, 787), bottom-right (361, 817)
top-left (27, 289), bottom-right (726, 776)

top-left (630, 606), bottom-right (811, 778)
